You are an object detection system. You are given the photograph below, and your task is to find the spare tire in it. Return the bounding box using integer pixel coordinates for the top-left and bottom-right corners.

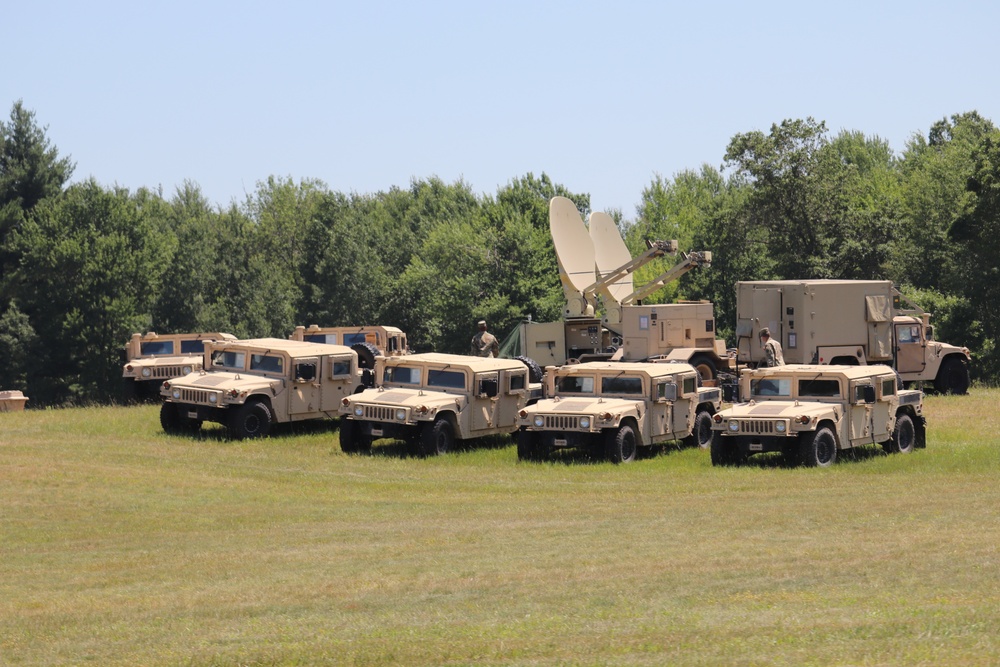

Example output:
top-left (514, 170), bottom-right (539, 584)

top-left (351, 341), bottom-right (382, 370)
top-left (515, 355), bottom-right (544, 383)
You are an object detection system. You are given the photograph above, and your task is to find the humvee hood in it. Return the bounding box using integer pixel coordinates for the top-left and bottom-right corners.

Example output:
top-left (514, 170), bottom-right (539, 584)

top-left (352, 388), bottom-right (467, 409)
top-left (528, 397), bottom-right (643, 414)
top-left (169, 371), bottom-right (283, 392)
top-left (727, 401), bottom-right (837, 419)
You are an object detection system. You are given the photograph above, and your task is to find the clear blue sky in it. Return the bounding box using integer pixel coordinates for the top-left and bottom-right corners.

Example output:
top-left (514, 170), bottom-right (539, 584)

top-left (5, 0), bottom-right (999, 219)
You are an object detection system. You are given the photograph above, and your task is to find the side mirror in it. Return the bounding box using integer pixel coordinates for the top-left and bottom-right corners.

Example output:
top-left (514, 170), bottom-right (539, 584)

top-left (863, 385), bottom-right (876, 404)
top-left (660, 384), bottom-right (677, 402)
top-left (722, 382), bottom-right (739, 404)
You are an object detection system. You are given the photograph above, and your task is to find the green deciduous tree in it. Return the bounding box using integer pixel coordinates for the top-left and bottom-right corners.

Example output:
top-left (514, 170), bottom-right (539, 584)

top-left (10, 180), bottom-right (170, 404)
top-left (948, 131), bottom-right (1000, 378)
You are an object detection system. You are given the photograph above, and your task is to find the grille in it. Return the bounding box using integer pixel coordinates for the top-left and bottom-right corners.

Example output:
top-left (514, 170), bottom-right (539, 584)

top-left (152, 365), bottom-right (184, 379)
top-left (180, 388), bottom-right (211, 404)
top-left (364, 405), bottom-right (398, 421)
top-left (543, 415), bottom-right (580, 430)
top-left (739, 420), bottom-right (775, 434)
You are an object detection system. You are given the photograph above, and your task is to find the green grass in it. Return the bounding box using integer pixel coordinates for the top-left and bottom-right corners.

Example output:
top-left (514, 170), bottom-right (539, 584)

top-left (2, 391), bottom-right (1000, 665)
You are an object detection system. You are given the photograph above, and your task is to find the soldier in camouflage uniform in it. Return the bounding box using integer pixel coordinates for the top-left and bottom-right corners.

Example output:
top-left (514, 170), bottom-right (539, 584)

top-left (471, 320), bottom-right (499, 358)
top-left (759, 327), bottom-right (785, 367)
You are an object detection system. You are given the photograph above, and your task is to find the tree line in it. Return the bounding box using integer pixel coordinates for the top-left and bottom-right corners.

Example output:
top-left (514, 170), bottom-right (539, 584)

top-left (1, 101), bottom-right (998, 406)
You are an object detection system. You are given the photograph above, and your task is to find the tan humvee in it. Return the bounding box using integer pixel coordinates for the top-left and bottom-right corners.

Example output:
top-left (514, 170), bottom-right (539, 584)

top-left (159, 338), bottom-right (360, 439)
top-left (338, 353), bottom-right (531, 455)
top-left (290, 324), bottom-right (408, 369)
top-left (735, 280), bottom-right (971, 393)
top-left (122, 331), bottom-right (236, 399)
top-left (516, 361), bottom-right (722, 463)
top-left (710, 365), bottom-right (926, 467)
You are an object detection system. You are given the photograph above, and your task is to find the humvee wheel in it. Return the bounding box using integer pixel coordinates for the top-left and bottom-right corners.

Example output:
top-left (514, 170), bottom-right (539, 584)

top-left (517, 429), bottom-right (542, 461)
top-left (710, 431), bottom-right (743, 466)
top-left (799, 427), bottom-right (837, 468)
top-left (228, 400), bottom-right (272, 440)
top-left (885, 414), bottom-right (916, 454)
top-left (160, 402), bottom-right (184, 434)
top-left (422, 418), bottom-right (454, 456)
top-left (935, 357), bottom-right (970, 395)
top-left (160, 402), bottom-right (202, 435)
top-left (605, 424), bottom-right (637, 464)
top-left (339, 419), bottom-right (371, 454)
top-left (683, 409), bottom-right (714, 449)
top-left (688, 354), bottom-right (717, 382)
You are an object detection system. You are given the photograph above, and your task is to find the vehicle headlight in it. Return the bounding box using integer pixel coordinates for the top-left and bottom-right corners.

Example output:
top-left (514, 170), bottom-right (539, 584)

top-left (354, 405), bottom-right (364, 417)
top-left (182, 365), bottom-right (193, 375)
top-left (533, 415), bottom-right (544, 428)
top-left (579, 416), bottom-right (591, 429)
top-left (395, 409), bottom-right (406, 421)
top-left (172, 389), bottom-right (181, 399)
top-left (728, 421), bottom-right (739, 432)
top-left (208, 393), bottom-right (218, 404)
top-left (141, 367), bottom-right (151, 378)
top-left (775, 421), bottom-right (786, 433)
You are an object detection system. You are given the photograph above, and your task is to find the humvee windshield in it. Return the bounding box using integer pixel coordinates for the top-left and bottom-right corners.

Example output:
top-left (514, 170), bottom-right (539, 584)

top-left (213, 350), bottom-right (246, 370)
top-left (601, 376), bottom-right (643, 395)
top-left (750, 378), bottom-right (791, 397)
top-left (798, 379), bottom-right (841, 397)
top-left (304, 334), bottom-right (335, 344)
top-left (343, 333), bottom-right (371, 346)
top-left (385, 366), bottom-right (420, 385)
top-left (180, 339), bottom-right (207, 354)
top-left (557, 375), bottom-right (595, 394)
top-left (141, 341), bottom-right (175, 356)
top-left (428, 369), bottom-right (465, 389)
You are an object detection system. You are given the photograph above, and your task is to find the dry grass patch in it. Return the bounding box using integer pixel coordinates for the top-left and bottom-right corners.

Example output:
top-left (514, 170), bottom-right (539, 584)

top-left (2, 394), bottom-right (1000, 665)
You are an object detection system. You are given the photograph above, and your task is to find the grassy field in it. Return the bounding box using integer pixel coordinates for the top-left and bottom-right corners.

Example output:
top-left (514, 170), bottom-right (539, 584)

top-left (2, 391), bottom-right (999, 666)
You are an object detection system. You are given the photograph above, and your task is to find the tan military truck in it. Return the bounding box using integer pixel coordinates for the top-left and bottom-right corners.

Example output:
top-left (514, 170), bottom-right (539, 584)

top-left (338, 353), bottom-right (532, 456)
top-left (710, 365), bottom-right (926, 467)
top-left (515, 361), bottom-right (722, 463)
top-left (735, 280), bottom-right (971, 393)
top-left (122, 331), bottom-right (236, 399)
top-left (290, 324), bottom-right (408, 369)
top-left (159, 337), bottom-right (360, 439)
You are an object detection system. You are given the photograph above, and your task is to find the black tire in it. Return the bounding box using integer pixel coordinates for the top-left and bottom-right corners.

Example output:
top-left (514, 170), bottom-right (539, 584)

top-left (339, 418), bottom-right (371, 453)
top-left (351, 341), bottom-right (382, 370)
top-left (884, 413), bottom-right (916, 454)
top-left (710, 431), bottom-right (743, 466)
top-left (421, 418), bottom-right (454, 456)
top-left (515, 355), bottom-right (544, 384)
top-left (688, 354), bottom-right (717, 382)
top-left (516, 429), bottom-right (542, 461)
top-left (160, 402), bottom-right (202, 435)
top-left (160, 402), bottom-right (183, 434)
top-left (683, 409), bottom-right (714, 449)
top-left (934, 357), bottom-right (970, 395)
top-left (227, 400), bottom-right (272, 440)
top-left (799, 426), bottom-right (837, 468)
top-left (605, 424), bottom-right (637, 464)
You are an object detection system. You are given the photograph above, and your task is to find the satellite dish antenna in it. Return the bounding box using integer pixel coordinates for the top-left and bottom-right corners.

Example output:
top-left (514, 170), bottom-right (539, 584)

top-left (589, 211), bottom-right (633, 304)
top-left (549, 196), bottom-right (597, 317)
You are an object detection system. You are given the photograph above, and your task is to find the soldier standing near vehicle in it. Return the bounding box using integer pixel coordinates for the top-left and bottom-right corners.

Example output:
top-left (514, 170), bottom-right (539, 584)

top-left (471, 320), bottom-right (499, 358)
top-left (759, 328), bottom-right (784, 367)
